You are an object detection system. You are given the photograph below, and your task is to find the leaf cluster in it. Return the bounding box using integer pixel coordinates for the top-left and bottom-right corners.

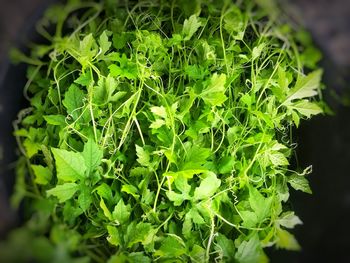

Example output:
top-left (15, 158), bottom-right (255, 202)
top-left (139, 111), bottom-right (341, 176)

top-left (2, 0), bottom-right (325, 262)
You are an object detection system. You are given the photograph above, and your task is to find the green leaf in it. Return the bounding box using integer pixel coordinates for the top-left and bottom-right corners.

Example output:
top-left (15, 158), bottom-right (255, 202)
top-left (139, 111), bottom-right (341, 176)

top-left (276, 228), bottom-right (301, 250)
top-left (154, 235), bottom-right (186, 257)
top-left (182, 15), bottom-right (202, 41)
top-left (99, 30), bottom-right (112, 56)
top-left (235, 234), bottom-right (261, 263)
top-left (268, 151), bottom-right (289, 166)
top-left (121, 184), bottom-right (139, 198)
top-left (31, 165), bottom-right (52, 185)
top-left (286, 69), bottom-right (322, 102)
top-left (112, 199), bottom-right (131, 225)
top-left (248, 185), bottom-right (273, 221)
top-left (51, 148), bottom-right (86, 182)
top-left (47, 183), bottom-right (79, 202)
top-left (215, 233), bottom-right (235, 262)
top-left (107, 226), bottom-right (122, 247)
top-left (189, 244), bottom-right (206, 263)
top-left (193, 172), bottom-right (221, 201)
top-left (288, 174), bottom-right (312, 194)
top-left (74, 72), bottom-right (92, 86)
top-left (277, 212), bottom-right (303, 229)
top-left (100, 198), bottom-right (113, 220)
top-left (43, 115), bottom-right (66, 126)
top-left (289, 100), bottom-right (323, 117)
top-left (200, 73), bottom-right (227, 106)
top-left (78, 185), bottom-right (92, 212)
top-left (62, 84), bottom-right (87, 121)
top-left (135, 145), bottom-right (151, 167)
top-left (126, 222), bottom-right (154, 247)
top-left (82, 138), bottom-right (103, 175)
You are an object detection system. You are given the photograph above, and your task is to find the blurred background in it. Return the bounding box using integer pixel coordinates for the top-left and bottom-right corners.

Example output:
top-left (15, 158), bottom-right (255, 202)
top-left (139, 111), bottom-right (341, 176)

top-left (0, 0), bottom-right (349, 262)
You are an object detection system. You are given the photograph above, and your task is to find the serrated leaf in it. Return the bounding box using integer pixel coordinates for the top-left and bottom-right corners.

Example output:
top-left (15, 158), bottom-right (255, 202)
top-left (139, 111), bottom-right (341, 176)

top-left (51, 148), bottom-right (86, 182)
top-left (99, 30), bottom-right (112, 56)
top-left (248, 185), bottom-right (273, 221)
top-left (182, 15), bottom-right (202, 41)
top-left (43, 115), bottom-right (66, 126)
top-left (100, 198), bottom-right (113, 220)
top-left (200, 73), bottom-right (227, 106)
top-left (107, 226), bottom-right (121, 247)
top-left (276, 228), bottom-right (301, 250)
top-left (154, 235), bottom-right (186, 257)
top-left (288, 174), bottom-right (312, 194)
top-left (277, 212), bottom-right (303, 229)
top-left (78, 185), bottom-right (92, 212)
top-left (235, 234), bottom-right (261, 263)
top-left (193, 172), bottom-right (221, 201)
top-left (62, 84), bottom-right (87, 121)
top-left (269, 151), bottom-right (289, 166)
top-left (47, 183), bottom-right (79, 202)
top-left (289, 100), bottom-right (323, 117)
top-left (286, 69), bottom-right (322, 102)
top-left (82, 138), bottom-right (103, 175)
top-left (121, 184), bottom-right (139, 198)
top-left (135, 145), bottom-right (151, 167)
top-left (31, 165), bottom-right (52, 185)
top-left (215, 233), bottom-right (235, 262)
top-left (112, 199), bottom-right (131, 225)
top-left (126, 222), bottom-right (154, 247)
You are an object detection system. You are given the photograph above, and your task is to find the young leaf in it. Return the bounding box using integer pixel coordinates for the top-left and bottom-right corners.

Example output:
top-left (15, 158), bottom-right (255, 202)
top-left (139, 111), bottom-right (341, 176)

top-left (47, 183), bottom-right (79, 202)
top-left (31, 165), bottom-right (52, 185)
top-left (82, 138), bottom-right (103, 175)
top-left (288, 174), bottom-right (312, 194)
top-left (182, 15), bottom-right (202, 41)
top-left (200, 73), bottom-right (227, 106)
top-left (112, 199), bottom-right (131, 225)
top-left (51, 148), bottom-right (86, 182)
top-left (193, 172), bottom-right (221, 201)
top-left (78, 185), bottom-right (93, 212)
top-left (276, 228), bottom-right (301, 250)
top-left (285, 70), bottom-right (322, 102)
top-left (154, 235), bottom-right (187, 257)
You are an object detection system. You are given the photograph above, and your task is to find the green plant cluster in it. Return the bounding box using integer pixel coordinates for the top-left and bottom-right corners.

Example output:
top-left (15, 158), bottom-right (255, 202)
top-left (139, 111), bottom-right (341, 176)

top-left (1, 0), bottom-right (324, 262)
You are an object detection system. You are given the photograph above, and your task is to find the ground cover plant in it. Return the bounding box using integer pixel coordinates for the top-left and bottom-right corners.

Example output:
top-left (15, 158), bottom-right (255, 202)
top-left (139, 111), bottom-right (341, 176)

top-left (1, 0), bottom-right (325, 262)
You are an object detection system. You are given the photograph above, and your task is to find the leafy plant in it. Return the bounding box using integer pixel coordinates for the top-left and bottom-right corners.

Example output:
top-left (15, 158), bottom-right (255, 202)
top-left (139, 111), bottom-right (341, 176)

top-left (1, 0), bottom-right (325, 262)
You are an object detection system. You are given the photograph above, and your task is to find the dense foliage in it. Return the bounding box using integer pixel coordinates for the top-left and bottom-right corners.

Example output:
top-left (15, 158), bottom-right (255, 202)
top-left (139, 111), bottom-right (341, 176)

top-left (1, 0), bottom-right (324, 262)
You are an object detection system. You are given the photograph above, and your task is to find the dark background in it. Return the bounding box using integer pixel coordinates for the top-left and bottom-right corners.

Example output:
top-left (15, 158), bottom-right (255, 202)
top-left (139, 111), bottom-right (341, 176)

top-left (0, 0), bottom-right (349, 262)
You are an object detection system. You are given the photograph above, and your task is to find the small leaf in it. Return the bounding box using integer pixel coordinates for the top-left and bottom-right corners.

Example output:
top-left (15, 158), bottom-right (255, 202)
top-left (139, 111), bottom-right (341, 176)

top-left (288, 174), bottom-right (312, 194)
top-left (135, 145), bottom-right (151, 167)
top-left (277, 212), bottom-right (303, 229)
top-left (51, 148), bottom-right (86, 182)
top-left (121, 184), bottom-right (139, 198)
top-left (235, 234), bottom-right (261, 263)
top-left (112, 199), bottom-right (131, 225)
top-left (215, 233), bottom-right (235, 262)
top-left (154, 235), bottom-right (186, 257)
top-left (286, 69), bottom-right (322, 102)
top-left (47, 183), bottom-right (79, 202)
top-left (100, 198), bottom-right (113, 220)
top-left (43, 115), bottom-right (66, 126)
top-left (82, 138), bottom-right (103, 175)
top-left (182, 15), bottom-right (202, 41)
top-left (269, 151), bottom-right (289, 166)
top-left (276, 228), bottom-right (301, 250)
top-left (200, 73), bottom-right (227, 106)
top-left (31, 165), bottom-right (52, 185)
top-left (289, 100), bottom-right (323, 117)
top-left (78, 185), bottom-right (92, 212)
top-left (193, 172), bottom-right (221, 201)
top-left (107, 226), bottom-right (122, 247)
